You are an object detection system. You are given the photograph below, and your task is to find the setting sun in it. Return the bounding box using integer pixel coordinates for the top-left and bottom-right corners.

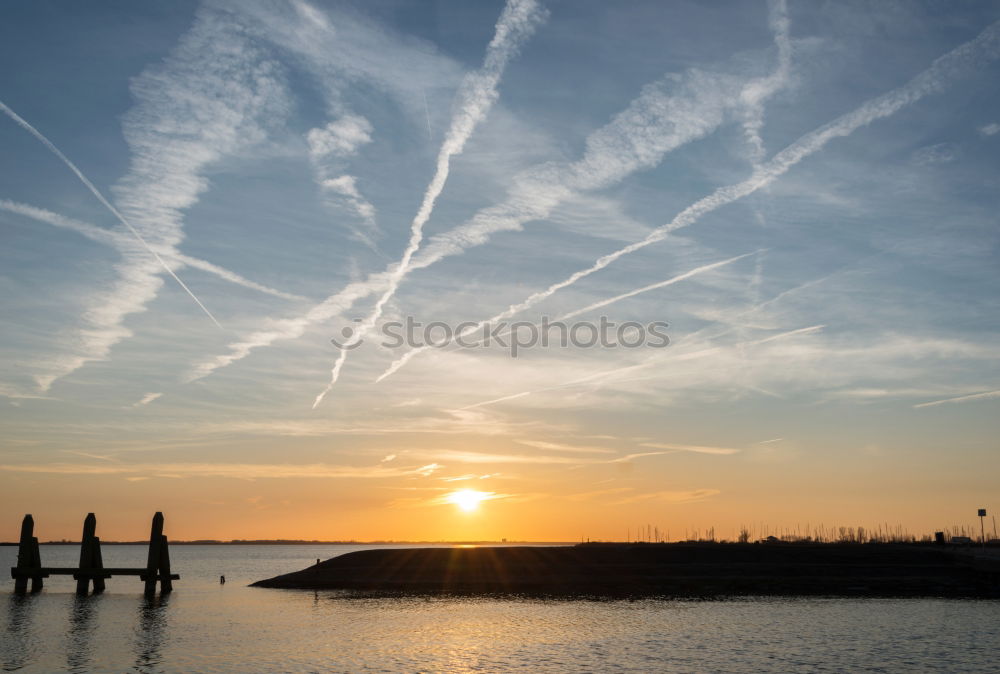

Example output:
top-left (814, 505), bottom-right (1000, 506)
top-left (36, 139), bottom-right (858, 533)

top-left (446, 489), bottom-right (491, 512)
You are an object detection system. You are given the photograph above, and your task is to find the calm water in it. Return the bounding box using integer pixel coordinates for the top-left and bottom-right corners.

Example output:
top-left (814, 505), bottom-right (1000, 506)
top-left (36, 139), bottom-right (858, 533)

top-left (2, 544), bottom-right (998, 672)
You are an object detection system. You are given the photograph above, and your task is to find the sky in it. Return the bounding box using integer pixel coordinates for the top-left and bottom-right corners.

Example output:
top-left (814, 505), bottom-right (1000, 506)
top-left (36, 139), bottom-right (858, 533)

top-left (1, 0), bottom-right (999, 542)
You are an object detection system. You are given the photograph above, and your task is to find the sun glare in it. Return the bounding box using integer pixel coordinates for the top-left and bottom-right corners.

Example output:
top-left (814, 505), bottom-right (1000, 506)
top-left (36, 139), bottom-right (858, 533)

top-left (447, 489), bottom-right (490, 512)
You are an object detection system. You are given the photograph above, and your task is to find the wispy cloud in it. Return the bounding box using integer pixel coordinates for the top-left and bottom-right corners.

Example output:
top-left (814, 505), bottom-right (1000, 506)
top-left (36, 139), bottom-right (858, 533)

top-left (515, 439), bottom-right (616, 454)
top-left (0, 461), bottom-right (442, 480)
top-left (0, 199), bottom-right (306, 302)
top-left (15, 6), bottom-right (290, 391)
top-left (739, 0), bottom-right (793, 163)
top-left (385, 18), bottom-right (1000, 390)
top-left (639, 442), bottom-right (742, 455)
top-left (311, 0), bottom-right (547, 408)
top-left (0, 101), bottom-right (221, 328)
top-left (306, 114), bottom-right (379, 245)
top-left (913, 389), bottom-right (1000, 408)
top-left (611, 489), bottom-right (721, 505)
top-left (410, 448), bottom-right (668, 466)
top-left (375, 251), bottom-right (757, 382)
top-left (188, 19), bottom-right (761, 384)
top-left (130, 392), bottom-right (163, 408)
top-left (457, 324), bottom-right (824, 410)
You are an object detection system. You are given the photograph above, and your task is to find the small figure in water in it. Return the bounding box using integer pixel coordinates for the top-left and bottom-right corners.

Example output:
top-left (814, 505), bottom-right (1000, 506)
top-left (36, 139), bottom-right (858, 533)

top-left (316, 558), bottom-right (320, 566)
top-left (220, 575), bottom-right (226, 584)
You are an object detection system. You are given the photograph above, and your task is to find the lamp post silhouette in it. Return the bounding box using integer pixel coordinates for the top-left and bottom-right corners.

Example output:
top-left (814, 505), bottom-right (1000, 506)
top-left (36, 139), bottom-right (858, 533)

top-left (978, 509), bottom-right (987, 551)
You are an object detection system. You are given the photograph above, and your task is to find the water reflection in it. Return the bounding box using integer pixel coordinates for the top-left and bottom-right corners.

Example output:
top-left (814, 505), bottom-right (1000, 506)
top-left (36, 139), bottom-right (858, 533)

top-left (3, 594), bottom-right (38, 671)
top-left (65, 594), bottom-right (101, 673)
top-left (133, 593), bottom-right (170, 672)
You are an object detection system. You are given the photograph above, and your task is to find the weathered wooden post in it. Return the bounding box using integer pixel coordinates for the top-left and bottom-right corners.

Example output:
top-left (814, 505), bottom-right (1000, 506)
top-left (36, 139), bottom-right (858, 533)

top-left (76, 513), bottom-right (95, 594)
top-left (74, 513), bottom-right (106, 594)
top-left (92, 534), bottom-right (106, 593)
top-left (11, 512), bottom-right (177, 594)
top-left (159, 535), bottom-right (173, 594)
top-left (13, 514), bottom-right (42, 594)
top-left (143, 512), bottom-right (164, 596)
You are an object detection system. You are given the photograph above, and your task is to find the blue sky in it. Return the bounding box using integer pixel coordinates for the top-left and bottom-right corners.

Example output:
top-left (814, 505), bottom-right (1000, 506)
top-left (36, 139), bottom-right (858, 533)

top-left (1, 0), bottom-right (999, 540)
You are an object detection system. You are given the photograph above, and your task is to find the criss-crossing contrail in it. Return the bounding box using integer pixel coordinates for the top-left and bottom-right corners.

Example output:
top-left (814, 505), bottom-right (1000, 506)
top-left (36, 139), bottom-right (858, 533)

top-left (377, 18), bottom-right (1000, 383)
top-left (311, 0), bottom-right (547, 409)
top-left (375, 251), bottom-right (757, 382)
top-left (459, 324), bottom-right (825, 410)
top-left (0, 100), bottom-right (223, 328)
top-left (190, 13), bottom-right (1000, 388)
top-left (0, 199), bottom-right (306, 302)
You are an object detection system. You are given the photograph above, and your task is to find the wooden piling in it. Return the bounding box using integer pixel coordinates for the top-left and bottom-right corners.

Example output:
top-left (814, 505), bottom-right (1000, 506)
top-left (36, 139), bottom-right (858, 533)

top-left (76, 513), bottom-right (98, 594)
top-left (92, 537), bottom-right (106, 593)
top-left (13, 515), bottom-right (34, 594)
top-left (159, 535), bottom-right (173, 593)
top-left (11, 511), bottom-right (177, 595)
top-left (144, 512), bottom-right (164, 596)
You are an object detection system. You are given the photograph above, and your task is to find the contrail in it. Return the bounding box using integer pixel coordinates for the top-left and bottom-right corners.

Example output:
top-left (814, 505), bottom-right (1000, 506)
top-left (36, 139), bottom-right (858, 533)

top-left (379, 18), bottom-right (1000, 383)
top-left (0, 199), bottom-right (307, 302)
top-left (311, 0), bottom-right (547, 408)
top-left (192, 14), bottom-right (1000, 386)
top-left (460, 324), bottom-right (824, 410)
top-left (560, 251), bottom-right (759, 320)
top-left (914, 389), bottom-right (1000, 409)
top-left (375, 251), bottom-right (757, 382)
top-left (0, 100), bottom-right (223, 328)
top-left (740, 0), bottom-right (792, 163)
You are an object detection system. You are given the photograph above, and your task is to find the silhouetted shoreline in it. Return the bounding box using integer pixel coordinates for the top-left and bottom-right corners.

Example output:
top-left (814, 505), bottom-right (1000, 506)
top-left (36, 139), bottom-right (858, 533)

top-left (252, 543), bottom-right (1000, 598)
top-left (0, 540), bottom-right (567, 546)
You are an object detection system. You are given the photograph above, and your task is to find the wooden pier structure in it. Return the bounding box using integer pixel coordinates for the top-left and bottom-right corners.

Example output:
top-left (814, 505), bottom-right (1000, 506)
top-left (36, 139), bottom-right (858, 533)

top-left (10, 512), bottom-right (178, 595)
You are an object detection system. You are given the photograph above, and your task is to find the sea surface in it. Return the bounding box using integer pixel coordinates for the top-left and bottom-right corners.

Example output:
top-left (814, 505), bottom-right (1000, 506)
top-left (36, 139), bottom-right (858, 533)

top-left (2, 544), bottom-right (998, 672)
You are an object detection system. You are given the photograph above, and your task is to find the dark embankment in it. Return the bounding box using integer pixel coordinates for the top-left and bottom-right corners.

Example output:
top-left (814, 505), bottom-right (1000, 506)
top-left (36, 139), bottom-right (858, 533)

top-left (252, 544), bottom-right (1000, 598)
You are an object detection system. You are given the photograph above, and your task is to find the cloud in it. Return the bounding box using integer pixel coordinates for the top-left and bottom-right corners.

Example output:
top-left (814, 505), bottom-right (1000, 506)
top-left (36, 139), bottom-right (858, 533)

top-left (911, 142), bottom-right (958, 164)
top-left (189, 25), bottom-right (764, 383)
top-left (306, 115), bottom-right (379, 243)
top-left (312, 0), bottom-right (548, 408)
top-left (454, 324), bottom-right (825, 411)
top-left (0, 199), bottom-right (306, 302)
top-left (0, 461), bottom-right (442, 480)
top-left (515, 439), bottom-right (616, 454)
top-left (384, 18), bottom-right (1000, 387)
top-left (306, 115), bottom-right (373, 158)
top-left (611, 489), bottom-right (721, 505)
top-left (0, 101), bottom-right (221, 328)
top-left (913, 389), bottom-right (1000, 408)
top-left (16, 5), bottom-right (290, 391)
top-left (410, 448), bottom-right (668, 466)
top-left (131, 392), bottom-right (162, 407)
top-left (639, 442), bottom-right (742, 455)
top-left (979, 122), bottom-right (1000, 136)
top-left (375, 251), bottom-right (757, 382)
top-left (320, 175), bottom-right (376, 222)
top-left (739, 0), bottom-right (793, 163)
top-left (558, 252), bottom-right (759, 321)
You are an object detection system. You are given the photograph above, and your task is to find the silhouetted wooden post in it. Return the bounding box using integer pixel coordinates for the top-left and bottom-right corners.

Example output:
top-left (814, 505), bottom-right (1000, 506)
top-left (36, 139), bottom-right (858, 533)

top-left (28, 532), bottom-right (42, 592)
top-left (91, 535), bottom-right (106, 593)
top-left (144, 512), bottom-right (164, 596)
top-left (76, 513), bottom-right (98, 594)
top-left (11, 512), bottom-right (177, 594)
top-left (159, 535), bottom-right (173, 593)
top-left (13, 514), bottom-right (40, 594)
